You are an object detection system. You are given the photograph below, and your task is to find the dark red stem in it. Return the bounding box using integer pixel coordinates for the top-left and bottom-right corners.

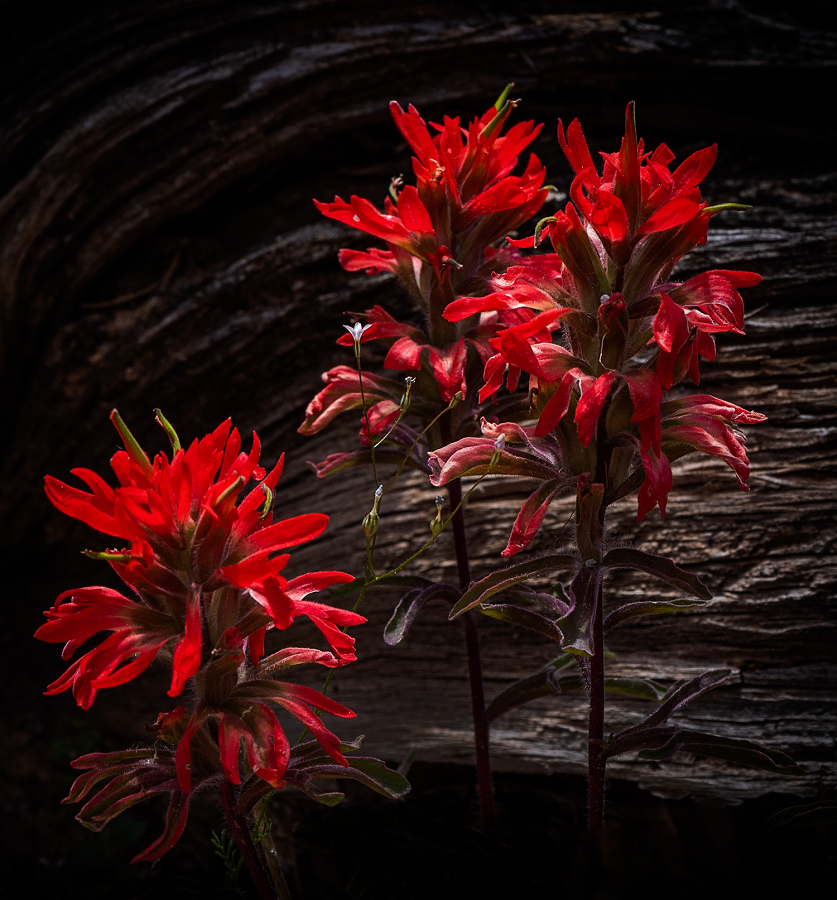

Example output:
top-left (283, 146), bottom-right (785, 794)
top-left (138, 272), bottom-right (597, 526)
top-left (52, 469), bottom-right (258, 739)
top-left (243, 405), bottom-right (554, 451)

top-left (219, 779), bottom-right (277, 900)
top-left (446, 475), bottom-right (497, 834)
top-left (587, 429), bottom-right (611, 844)
top-left (587, 571), bottom-right (606, 843)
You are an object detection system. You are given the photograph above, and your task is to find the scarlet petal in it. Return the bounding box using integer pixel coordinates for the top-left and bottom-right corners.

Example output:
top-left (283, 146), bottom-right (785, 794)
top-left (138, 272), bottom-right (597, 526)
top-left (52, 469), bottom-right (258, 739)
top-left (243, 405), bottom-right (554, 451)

top-left (249, 577), bottom-right (295, 629)
top-left (535, 372), bottom-right (577, 437)
top-left (637, 447), bottom-right (673, 523)
top-left (427, 339), bottom-right (467, 403)
top-left (220, 551), bottom-right (290, 587)
top-left (384, 335), bottom-right (425, 370)
top-left (248, 513), bottom-right (329, 552)
top-left (284, 571), bottom-right (355, 601)
top-left (654, 292), bottom-right (689, 354)
top-left (397, 184), bottom-right (434, 234)
top-left (637, 194), bottom-right (700, 237)
top-left (131, 790), bottom-right (191, 864)
top-left (169, 591), bottom-right (202, 697)
top-left (501, 480), bottom-right (562, 557)
top-left (574, 372), bottom-right (616, 447)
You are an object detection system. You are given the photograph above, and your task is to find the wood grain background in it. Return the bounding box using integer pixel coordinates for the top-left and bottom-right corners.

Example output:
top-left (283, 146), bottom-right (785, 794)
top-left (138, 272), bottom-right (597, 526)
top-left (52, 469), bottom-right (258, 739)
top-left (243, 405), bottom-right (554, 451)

top-left (1, 2), bottom-right (834, 892)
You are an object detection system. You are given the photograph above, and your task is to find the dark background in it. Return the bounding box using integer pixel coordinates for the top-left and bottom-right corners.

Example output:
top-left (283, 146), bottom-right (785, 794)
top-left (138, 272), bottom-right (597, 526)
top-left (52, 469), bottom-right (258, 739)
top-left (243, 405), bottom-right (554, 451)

top-left (1, 1), bottom-right (835, 897)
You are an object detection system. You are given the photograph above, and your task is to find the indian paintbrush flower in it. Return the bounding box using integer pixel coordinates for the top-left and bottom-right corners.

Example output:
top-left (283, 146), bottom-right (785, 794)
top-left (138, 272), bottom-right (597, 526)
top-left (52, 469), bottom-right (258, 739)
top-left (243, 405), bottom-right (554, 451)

top-left (37, 411), bottom-right (408, 864)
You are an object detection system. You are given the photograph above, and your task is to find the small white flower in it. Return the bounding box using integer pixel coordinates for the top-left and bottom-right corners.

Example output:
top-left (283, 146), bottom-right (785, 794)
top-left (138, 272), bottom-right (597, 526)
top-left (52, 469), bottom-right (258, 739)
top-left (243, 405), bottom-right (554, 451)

top-left (344, 322), bottom-right (373, 343)
top-left (494, 434), bottom-right (506, 453)
top-left (375, 484), bottom-right (384, 499)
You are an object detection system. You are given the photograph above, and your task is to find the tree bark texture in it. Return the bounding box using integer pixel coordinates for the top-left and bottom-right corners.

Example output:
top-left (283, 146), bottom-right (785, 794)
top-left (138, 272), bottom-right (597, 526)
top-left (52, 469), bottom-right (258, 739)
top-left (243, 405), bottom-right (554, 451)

top-left (2, 1), bottom-right (835, 807)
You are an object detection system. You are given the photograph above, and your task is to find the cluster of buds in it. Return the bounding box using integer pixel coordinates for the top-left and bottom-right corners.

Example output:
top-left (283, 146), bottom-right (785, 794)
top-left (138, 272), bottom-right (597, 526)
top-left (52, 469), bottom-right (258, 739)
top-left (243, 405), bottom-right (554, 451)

top-left (430, 103), bottom-right (765, 552)
top-left (36, 411), bottom-right (396, 862)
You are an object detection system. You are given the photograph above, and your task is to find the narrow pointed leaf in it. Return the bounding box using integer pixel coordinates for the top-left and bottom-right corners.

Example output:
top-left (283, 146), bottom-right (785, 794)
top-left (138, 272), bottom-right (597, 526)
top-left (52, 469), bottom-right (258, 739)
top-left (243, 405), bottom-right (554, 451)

top-left (294, 759), bottom-right (410, 799)
top-left (602, 548), bottom-right (712, 601)
top-left (605, 725), bottom-right (681, 759)
top-left (479, 604), bottom-right (564, 643)
top-left (502, 583), bottom-right (572, 618)
top-left (604, 597), bottom-right (707, 633)
top-left (616, 668), bottom-right (733, 741)
top-left (555, 566), bottom-right (598, 656)
top-left (384, 583), bottom-right (459, 645)
top-left (486, 655), bottom-right (575, 721)
top-left (449, 554), bottom-right (576, 619)
top-left (640, 729), bottom-right (805, 776)
top-left (768, 801), bottom-right (837, 830)
top-left (486, 661), bottom-right (665, 722)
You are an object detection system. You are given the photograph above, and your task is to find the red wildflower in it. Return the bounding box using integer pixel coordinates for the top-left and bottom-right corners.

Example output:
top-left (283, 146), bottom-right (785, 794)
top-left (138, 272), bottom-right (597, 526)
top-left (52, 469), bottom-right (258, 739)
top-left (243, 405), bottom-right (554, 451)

top-left (39, 410), bottom-right (362, 700)
top-left (435, 103), bottom-right (765, 534)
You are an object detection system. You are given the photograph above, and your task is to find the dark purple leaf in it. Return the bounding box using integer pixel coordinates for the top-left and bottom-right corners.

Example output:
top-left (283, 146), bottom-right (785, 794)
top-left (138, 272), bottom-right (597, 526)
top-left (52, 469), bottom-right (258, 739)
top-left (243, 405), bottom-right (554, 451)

top-left (479, 604), bottom-right (564, 643)
top-left (486, 655), bottom-right (575, 722)
top-left (555, 565), bottom-right (599, 656)
top-left (604, 597), bottom-right (707, 633)
top-left (449, 553), bottom-right (576, 619)
top-left (640, 729), bottom-right (806, 776)
top-left (768, 800), bottom-right (837, 829)
top-left (384, 583), bottom-right (460, 645)
top-left (602, 547), bottom-right (712, 600)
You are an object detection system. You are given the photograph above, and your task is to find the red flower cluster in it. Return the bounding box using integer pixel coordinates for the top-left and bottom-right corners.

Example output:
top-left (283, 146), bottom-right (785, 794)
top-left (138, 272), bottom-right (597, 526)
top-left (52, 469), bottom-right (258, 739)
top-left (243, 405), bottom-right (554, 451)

top-left (303, 90), bottom-right (552, 462)
top-left (431, 104), bottom-right (765, 549)
top-left (38, 411), bottom-right (365, 859)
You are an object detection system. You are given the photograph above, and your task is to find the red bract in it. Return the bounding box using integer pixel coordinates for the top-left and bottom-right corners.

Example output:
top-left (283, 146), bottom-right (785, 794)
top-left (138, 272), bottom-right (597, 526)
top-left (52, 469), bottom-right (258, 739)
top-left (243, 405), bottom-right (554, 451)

top-left (40, 411), bottom-right (373, 861)
top-left (315, 93), bottom-right (547, 309)
top-left (36, 586), bottom-right (183, 710)
top-left (438, 103), bottom-right (765, 538)
top-left (305, 91), bottom-right (552, 473)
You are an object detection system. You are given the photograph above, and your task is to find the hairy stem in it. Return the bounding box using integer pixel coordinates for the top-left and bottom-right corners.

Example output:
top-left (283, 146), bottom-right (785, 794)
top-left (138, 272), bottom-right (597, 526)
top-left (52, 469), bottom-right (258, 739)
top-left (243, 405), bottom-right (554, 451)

top-left (446, 475), bottom-right (497, 834)
top-left (586, 426), bottom-right (610, 844)
top-left (219, 780), bottom-right (278, 900)
top-left (587, 570), bottom-right (605, 843)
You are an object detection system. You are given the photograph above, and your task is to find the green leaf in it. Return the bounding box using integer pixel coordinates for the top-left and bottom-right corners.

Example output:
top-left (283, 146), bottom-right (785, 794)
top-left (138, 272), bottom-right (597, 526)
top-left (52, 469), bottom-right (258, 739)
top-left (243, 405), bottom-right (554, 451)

top-left (290, 736), bottom-right (364, 767)
top-left (640, 729), bottom-right (806, 776)
top-left (606, 669), bottom-right (734, 758)
top-left (329, 574), bottom-right (434, 597)
top-left (604, 597), bottom-right (707, 633)
top-left (448, 554), bottom-right (576, 619)
top-left (344, 758), bottom-right (412, 798)
top-left (704, 203), bottom-right (753, 215)
top-left (602, 547), bottom-right (712, 601)
top-left (603, 676), bottom-right (669, 702)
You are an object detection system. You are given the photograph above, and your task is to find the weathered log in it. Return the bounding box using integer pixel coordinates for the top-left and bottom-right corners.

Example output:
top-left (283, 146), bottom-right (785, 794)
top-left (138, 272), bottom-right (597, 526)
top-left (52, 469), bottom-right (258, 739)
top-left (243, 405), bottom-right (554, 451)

top-left (1, 2), bottom-right (834, 826)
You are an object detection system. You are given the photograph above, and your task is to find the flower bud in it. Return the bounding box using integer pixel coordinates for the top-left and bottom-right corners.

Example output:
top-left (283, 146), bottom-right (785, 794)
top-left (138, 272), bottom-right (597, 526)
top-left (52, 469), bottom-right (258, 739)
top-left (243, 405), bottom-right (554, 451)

top-left (448, 391), bottom-right (463, 408)
top-left (430, 494), bottom-right (445, 537)
top-left (363, 484), bottom-right (384, 538)
top-left (490, 433), bottom-right (506, 468)
top-left (400, 376), bottom-right (416, 413)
